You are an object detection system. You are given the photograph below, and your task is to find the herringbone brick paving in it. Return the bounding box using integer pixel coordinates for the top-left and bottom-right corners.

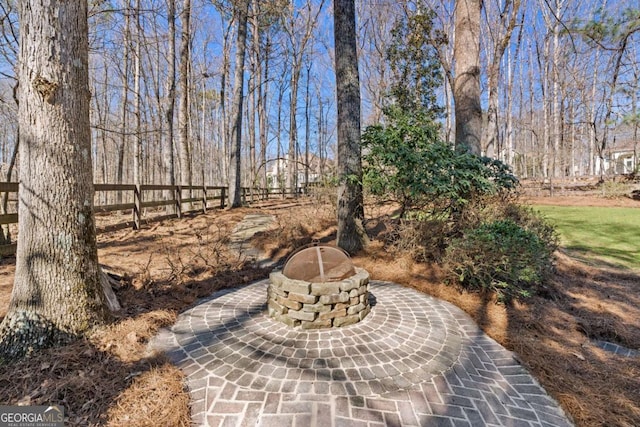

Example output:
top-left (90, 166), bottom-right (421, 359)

top-left (152, 280), bottom-right (573, 426)
top-left (150, 213), bottom-right (573, 426)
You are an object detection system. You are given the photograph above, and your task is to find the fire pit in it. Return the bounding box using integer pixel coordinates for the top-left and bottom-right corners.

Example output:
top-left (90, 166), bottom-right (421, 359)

top-left (267, 245), bottom-right (370, 329)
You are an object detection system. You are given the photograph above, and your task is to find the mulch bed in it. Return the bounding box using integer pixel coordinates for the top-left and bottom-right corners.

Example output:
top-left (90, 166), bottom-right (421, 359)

top-left (0, 198), bottom-right (638, 426)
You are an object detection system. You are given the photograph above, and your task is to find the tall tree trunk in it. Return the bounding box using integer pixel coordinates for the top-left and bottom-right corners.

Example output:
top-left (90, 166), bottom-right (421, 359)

top-left (515, 42), bottom-right (526, 176)
top-left (444, 76), bottom-right (454, 144)
top-left (505, 10), bottom-right (524, 167)
top-left (600, 26), bottom-right (634, 181)
top-left (453, 0), bottom-right (482, 155)
top-left (538, 34), bottom-right (550, 178)
top-left (304, 62), bottom-right (311, 189)
top-left (149, 25), bottom-right (164, 198)
top-left (334, 0), bottom-right (365, 254)
top-left (480, 0), bottom-right (521, 159)
top-left (259, 41), bottom-right (269, 189)
top-left (133, 0), bottom-right (142, 185)
top-left (551, 0), bottom-right (563, 179)
top-left (287, 70), bottom-right (299, 194)
top-left (0, 0), bottom-right (110, 361)
top-left (178, 0), bottom-right (192, 192)
top-left (276, 85), bottom-right (283, 192)
top-left (483, 74), bottom-right (500, 158)
top-left (249, 0), bottom-right (263, 190)
top-left (318, 93), bottom-right (325, 176)
top-left (219, 18), bottom-right (233, 184)
top-left (118, 0), bottom-right (131, 204)
top-left (228, 0), bottom-right (249, 208)
top-left (588, 48), bottom-right (600, 176)
top-left (505, 48), bottom-right (513, 164)
top-left (283, 0), bottom-right (324, 195)
top-left (528, 42), bottom-right (538, 177)
top-left (199, 70), bottom-right (208, 186)
top-left (165, 0), bottom-right (177, 191)
top-left (254, 5), bottom-right (269, 190)
top-left (632, 63), bottom-right (639, 173)
top-left (248, 63), bottom-right (256, 190)
top-left (569, 101), bottom-right (576, 178)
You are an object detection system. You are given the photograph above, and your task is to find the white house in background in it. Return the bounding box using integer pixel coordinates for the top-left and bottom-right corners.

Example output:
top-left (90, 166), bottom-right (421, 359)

top-left (594, 126), bottom-right (638, 176)
top-left (266, 154), bottom-right (331, 189)
top-left (595, 148), bottom-right (637, 175)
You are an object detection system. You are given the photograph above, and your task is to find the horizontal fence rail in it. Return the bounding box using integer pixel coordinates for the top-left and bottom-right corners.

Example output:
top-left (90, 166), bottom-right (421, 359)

top-left (0, 183), bottom-right (303, 256)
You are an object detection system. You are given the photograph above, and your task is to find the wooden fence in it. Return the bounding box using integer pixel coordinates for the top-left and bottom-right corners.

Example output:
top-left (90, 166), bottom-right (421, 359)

top-left (0, 182), bottom-right (299, 256)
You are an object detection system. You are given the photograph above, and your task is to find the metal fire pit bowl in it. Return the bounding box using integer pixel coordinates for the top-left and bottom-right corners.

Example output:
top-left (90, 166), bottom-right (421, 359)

top-left (283, 245), bottom-right (356, 282)
top-left (268, 245), bottom-right (370, 329)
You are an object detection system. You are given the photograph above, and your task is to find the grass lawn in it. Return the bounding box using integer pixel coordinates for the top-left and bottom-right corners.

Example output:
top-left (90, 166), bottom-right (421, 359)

top-left (534, 205), bottom-right (640, 270)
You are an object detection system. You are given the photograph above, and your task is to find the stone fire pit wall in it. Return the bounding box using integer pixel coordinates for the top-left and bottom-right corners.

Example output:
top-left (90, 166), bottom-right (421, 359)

top-left (267, 268), bottom-right (370, 329)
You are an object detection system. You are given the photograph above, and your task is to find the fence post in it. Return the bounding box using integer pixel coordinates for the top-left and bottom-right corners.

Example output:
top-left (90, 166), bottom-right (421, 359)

top-left (220, 187), bottom-right (226, 209)
top-left (202, 185), bottom-right (207, 213)
top-left (133, 184), bottom-right (141, 230)
top-left (175, 185), bottom-right (182, 218)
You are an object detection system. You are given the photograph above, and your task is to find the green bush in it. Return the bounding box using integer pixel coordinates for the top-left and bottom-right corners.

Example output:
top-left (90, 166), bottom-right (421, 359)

top-left (362, 107), bottom-right (518, 219)
top-left (362, 107), bottom-right (556, 302)
top-left (443, 213), bottom-right (558, 302)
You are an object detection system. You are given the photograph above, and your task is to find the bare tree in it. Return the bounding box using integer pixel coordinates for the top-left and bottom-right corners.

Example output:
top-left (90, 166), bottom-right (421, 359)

top-left (356, 0), bottom-right (400, 124)
top-left (178, 0), bottom-right (192, 190)
top-left (164, 0), bottom-right (177, 189)
top-left (248, 0), bottom-right (280, 189)
top-left (133, 0), bottom-right (143, 185)
top-left (117, 0), bottom-right (131, 204)
top-left (282, 0), bottom-right (324, 194)
top-left (334, 0), bottom-right (365, 253)
top-left (0, 0), bottom-right (110, 361)
top-left (251, 0), bottom-right (271, 189)
top-left (480, 0), bottom-right (522, 158)
top-left (216, 11), bottom-right (235, 184)
top-left (228, 0), bottom-right (249, 207)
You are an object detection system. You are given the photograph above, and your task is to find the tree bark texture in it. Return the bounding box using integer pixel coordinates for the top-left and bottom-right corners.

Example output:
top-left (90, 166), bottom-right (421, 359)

top-left (253, 4), bottom-right (269, 190)
top-left (551, 0), bottom-right (563, 178)
top-left (287, 70), bottom-right (299, 194)
top-left (133, 0), bottom-right (142, 185)
top-left (178, 0), bottom-right (192, 189)
top-left (334, 0), bottom-right (365, 254)
top-left (453, 0), bottom-right (482, 155)
top-left (228, 0), bottom-right (249, 208)
top-left (0, 0), bottom-right (110, 361)
top-left (164, 0), bottom-right (177, 189)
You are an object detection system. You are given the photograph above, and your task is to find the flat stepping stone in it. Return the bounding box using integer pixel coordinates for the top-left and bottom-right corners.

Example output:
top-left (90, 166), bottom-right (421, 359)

top-left (228, 214), bottom-right (275, 267)
top-left (151, 280), bottom-right (574, 426)
top-left (592, 339), bottom-right (639, 358)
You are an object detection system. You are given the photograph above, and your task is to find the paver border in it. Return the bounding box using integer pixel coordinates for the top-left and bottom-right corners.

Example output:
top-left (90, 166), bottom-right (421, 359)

top-left (151, 280), bottom-right (574, 427)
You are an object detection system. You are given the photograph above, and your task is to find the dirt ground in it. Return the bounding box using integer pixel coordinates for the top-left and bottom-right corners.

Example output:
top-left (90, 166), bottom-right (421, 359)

top-left (0, 194), bottom-right (638, 426)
